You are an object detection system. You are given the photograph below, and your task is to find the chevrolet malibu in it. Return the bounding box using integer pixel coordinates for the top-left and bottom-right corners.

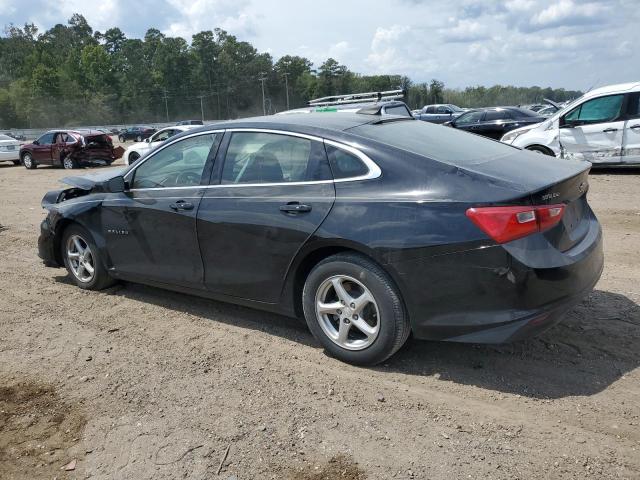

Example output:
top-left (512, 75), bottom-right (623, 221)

top-left (38, 113), bottom-right (604, 365)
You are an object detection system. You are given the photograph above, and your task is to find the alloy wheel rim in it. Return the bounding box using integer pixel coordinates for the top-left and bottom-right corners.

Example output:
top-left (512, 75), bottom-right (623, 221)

top-left (24, 155), bottom-right (31, 168)
top-left (315, 275), bottom-right (380, 351)
top-left (63, 157), bottom-right (73, 169)
top-left (66, 235), bottom-right (95, 283)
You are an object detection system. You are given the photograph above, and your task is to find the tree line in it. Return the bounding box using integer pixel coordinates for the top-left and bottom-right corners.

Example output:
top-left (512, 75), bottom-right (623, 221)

top-left (0, 14), bottom-right (583, 129)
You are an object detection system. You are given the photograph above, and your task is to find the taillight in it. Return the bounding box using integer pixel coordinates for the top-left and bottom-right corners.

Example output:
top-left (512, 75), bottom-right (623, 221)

top-left (466, 204), bottom-right (565, 243)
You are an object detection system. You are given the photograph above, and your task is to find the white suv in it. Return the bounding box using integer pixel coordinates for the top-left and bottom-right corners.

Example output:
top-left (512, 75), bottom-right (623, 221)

top-left (501, 82), bottom-right (640, 166)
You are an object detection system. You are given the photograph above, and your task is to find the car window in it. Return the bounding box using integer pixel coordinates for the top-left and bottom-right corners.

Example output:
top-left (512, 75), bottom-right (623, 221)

top-left (131, 134), bottom-right (218, 189)
top-left (37, 133), bottom-right (55, 145)
top-left (455, 111), bottom-right (484, 125)
top-left (436, 106), bottom-right (450, 114)
top-left (425, 106), bottom-right (435, 114)
top-left (325, 145), bottom-right (368, 179)
top-left (384, 105), bottom-right (411, 117)
top-left (221, 132), bottom-right (329, 184)
top-left (152, 130), bottom-right (174, 142)
top-left (565, 94), bottom-right (624, 124)
top-left (484, 110), bottom-right (510, 121)
top-left (61, 132), bottom-right (76, 143)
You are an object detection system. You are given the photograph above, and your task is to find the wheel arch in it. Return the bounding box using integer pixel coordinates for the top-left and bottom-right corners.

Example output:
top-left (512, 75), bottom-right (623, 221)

top-left (525, 144), bottom-right (556, 156)
top-left (282, 240), bottom-right (407, 321)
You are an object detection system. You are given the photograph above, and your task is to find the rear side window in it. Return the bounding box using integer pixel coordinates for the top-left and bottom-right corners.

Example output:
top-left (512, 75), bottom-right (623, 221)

top-left (384, 105), bottom-right (411, 117)
top-left (425, 106), bottom-right (435, 114)
top-left (565, 94), bottom-right (624, 124)
top-left (326, 145), bottom-right (368, 179)
top-left (221, 132), bottom-right (330, 184)
top-left (484, 110), bottom-right (510, 121)
top-left (436, 106), bottom-right (450, 114)
top-left (456, 111), bottom-right (484, 124)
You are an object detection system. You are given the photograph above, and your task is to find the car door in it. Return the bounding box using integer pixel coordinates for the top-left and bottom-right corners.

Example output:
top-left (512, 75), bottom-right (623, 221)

top-left (622, 92), bottom-right (640, 165)
top-left (452, 110), bottom-right (484, 133)
top-left (101, 132), bottom-right (222, 288)
top-left (559, 93), bottom-right (625, 164)
top-left (481, 110), bottom-right (517, 139)
top-left (32, 132), bottom-right (55, 164)
top-left (435, 106), bottom-right (452, 124)
top-left (197, 129), bottom-right (335, 303)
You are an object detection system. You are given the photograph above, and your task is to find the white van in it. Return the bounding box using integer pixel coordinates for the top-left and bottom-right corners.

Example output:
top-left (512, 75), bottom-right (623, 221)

top-left (501, 82), bottom-right (640, 166)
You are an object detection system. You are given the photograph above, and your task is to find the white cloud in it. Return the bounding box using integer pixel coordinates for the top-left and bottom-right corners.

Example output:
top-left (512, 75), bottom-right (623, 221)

top-left (441, 19), bottom-right (490, 42)
top-left (164, 0), bottom-right (258, 39)
top-left (532, 0), bottom-right (605, 28)
top-left (365, 25), bottom-right (438, 75)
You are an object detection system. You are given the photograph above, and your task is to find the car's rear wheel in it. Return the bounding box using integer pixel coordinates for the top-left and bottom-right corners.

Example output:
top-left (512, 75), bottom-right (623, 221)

top-left (62, 225), bottom-right (115, 290)
top-left (525, 145), bottom-right (554, 156)
top-left (62, 155), bottom-right (78, 169)
top-left (302, 253), bottom-right (410, 365)
top-left (136, 135), bottom-right (142, 142)
top-left (118, 135), bottom-right (125, 142)
top-left (22, 153), bottom-right (36, 169)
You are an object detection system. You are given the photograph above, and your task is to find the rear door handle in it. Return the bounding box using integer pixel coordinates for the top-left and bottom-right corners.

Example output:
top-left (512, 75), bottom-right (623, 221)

top-left (602, 128), bottom-right (618, 133)
top-left (279, 202), bottom-right (312, 214)
top-left (630, 125), bottom-right (640, 130)
top-left (169, 200), bottom-right (194, 211)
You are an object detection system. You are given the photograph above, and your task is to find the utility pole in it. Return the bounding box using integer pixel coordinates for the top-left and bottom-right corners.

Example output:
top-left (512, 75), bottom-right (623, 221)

top-left (258, 74), bottom-right (267, 115)
top-left (283, 72), bottom-right (290, 111)
top-left (198, 94), bottom-right (205, 122)
top-left (162, 90), bottom-right (169, 122)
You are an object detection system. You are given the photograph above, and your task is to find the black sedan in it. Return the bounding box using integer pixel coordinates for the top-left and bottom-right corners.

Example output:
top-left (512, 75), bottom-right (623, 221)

top-left (445, 107), bottom-right (545, 140)
top-left (38, 113), bottom-right (603, 365)
top-left (117, 126), bottom-right (157, 142)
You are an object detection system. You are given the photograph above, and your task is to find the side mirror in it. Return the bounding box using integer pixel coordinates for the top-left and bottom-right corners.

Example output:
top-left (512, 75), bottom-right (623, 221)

top-left (33, 140), bottom-right (39, 145)
top-left (145, 138), bottom-right (151, 143)
top-left (106, 176), bottom-right (126, 193)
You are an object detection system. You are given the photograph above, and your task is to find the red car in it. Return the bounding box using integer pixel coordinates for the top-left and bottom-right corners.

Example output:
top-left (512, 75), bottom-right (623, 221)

top-left (20, 130), bottom-right (124, 170)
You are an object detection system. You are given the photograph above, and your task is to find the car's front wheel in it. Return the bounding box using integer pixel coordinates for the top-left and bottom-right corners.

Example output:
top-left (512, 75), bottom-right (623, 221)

top-left (128, 151), bottom-right (140, 165)
top-left (22, 153), bottom-right (36, 169)
top-left (62, 225), bottom-right (115, 290)
top-left (136, 135), bottom-right (142, 142)
top-left (302, 253), bottom-right (410, 365)
top-left (118, 135), bottom-right (125, 142)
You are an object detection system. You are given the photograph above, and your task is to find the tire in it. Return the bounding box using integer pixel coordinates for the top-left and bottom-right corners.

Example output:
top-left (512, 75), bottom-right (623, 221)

top-left (128, 151), bottom-right (140, 165)
top-left (118, 135), bottom-right (125, 142)
top-left (136, 135), bottom-right (142, 142)
top-left (22, 152), bottom-right (36, 169)
top-left (61, 224), bottom-right (116, 290)
top-left (525, 145), bottom-right (554, 156)
top-left (62, 155), bottom-right (78, 169)
top-left (302, 253), bottom-right (410, 365)
top-left (12, 160), bottom-right (20, 165)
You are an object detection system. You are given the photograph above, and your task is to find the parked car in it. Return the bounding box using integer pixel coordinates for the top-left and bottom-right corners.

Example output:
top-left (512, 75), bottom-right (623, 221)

top-left (3, 132), bottom-right (26, 141)
top-left (502, 82), bottom-right (640, 165)
top-left (414, 104), bottom-right (465, 123)
top-left (123, 125), bottom-right (198, 165)
top-left (444, 107), bottom-right (546, 140)
top-left (20, 130), bottom-right (124, 170)
top-left (38, 113), bottom-right (603, 365)
top-left (176, 120), bottom-right (204, 126)
top-left (0, 133), bottom-right (21, 165)
top-left (118, 126), bottom-right (157, 142)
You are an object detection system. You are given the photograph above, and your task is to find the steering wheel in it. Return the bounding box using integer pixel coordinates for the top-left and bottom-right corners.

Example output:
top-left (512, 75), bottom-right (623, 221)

top-left (176, 171), bottom-right (201, 186)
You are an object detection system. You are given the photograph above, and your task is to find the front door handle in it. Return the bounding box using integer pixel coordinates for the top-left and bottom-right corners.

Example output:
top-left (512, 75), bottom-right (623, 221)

top-left (169, 200), bottom-right (194, 211)
top-left (279, 202), bottom-right (312, 214)
top-left (630, 125), bottom-right (640, 130)
top-left (602, 128), bottom-right (618, 133)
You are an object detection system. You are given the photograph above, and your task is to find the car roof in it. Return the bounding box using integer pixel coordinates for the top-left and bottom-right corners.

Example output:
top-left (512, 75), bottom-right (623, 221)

top-left (205, 112), bottom-right (392, 133)
top-left (584, 81), bottom-right (640, 98)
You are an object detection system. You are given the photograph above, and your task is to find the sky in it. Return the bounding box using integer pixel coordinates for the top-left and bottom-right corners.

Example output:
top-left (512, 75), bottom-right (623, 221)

top-left (1, 0), bottom-right (638, 90)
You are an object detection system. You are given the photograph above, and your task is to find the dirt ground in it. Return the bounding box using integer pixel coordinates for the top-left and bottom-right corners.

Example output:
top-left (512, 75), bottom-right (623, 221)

top-left (0, 153), bottom-right (639, 479)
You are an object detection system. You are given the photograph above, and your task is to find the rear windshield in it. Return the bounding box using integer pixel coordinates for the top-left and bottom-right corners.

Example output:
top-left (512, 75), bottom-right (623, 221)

top-left (351, 120), bottom-right (519, 165)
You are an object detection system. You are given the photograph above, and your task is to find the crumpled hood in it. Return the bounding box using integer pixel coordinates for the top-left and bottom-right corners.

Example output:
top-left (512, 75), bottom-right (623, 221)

top-left (61, 167), bottom-right (126, 190)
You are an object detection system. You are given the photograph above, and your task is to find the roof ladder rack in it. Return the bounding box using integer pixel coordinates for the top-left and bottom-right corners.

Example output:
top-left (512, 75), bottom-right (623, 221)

top-left (308, 89), bottom-right (405, 107)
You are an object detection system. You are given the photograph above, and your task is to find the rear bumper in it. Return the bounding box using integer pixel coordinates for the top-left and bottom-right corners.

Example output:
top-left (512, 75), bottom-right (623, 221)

top-left (394, 223), bottom-right (604, 343)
